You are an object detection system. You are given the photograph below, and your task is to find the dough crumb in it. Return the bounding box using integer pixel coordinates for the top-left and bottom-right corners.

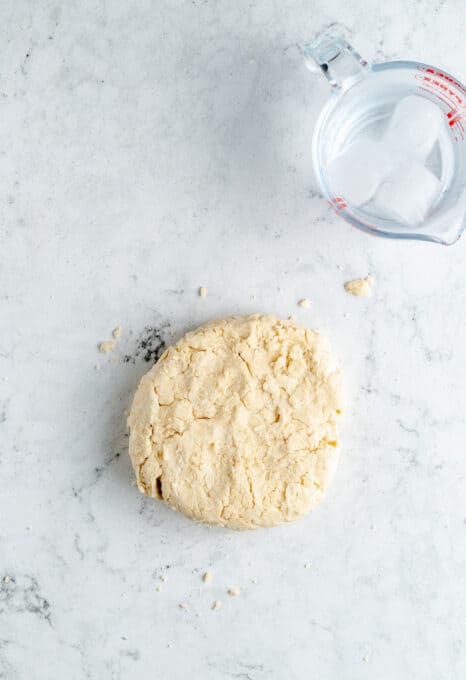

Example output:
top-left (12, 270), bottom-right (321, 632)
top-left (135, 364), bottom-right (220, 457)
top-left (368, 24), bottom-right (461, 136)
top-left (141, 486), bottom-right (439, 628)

top-left (344, 276), bottom-right (374, 297)
top-left (130, 479), bottom-right (137, 487)
top-left (179, 602), bottom-right (189, 610)
top-left (110, 356), bottom-right (118, 364)
top-left (203, 571), bottom-right (213, 583)
top-left (113, 326), bottom-right (122, 339)
top-left (298, 298), bottom-right (311, 308)
top-left (99, 340), bottom-right (116, 353)
top-left (199, 286), bottom-right (208, 298)
top-left (3, 575), bottom-right (10, 583)
top-left (228, 587), bottom-right (240, 596)
top-left (212, 600), bottom-right (222, 610)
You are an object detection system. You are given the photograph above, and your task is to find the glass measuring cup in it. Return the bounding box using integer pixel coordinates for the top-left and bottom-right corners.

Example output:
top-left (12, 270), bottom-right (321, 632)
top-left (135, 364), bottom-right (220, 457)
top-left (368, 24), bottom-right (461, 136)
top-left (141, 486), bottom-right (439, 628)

top-left (304, 32), bottom-right (466, 245)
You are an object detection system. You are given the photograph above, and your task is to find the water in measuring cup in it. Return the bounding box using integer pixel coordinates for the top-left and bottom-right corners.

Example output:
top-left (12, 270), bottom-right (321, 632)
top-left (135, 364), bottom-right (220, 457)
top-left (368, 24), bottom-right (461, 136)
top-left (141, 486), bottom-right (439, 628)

top-left (327, 94), bottom-right (455, 227)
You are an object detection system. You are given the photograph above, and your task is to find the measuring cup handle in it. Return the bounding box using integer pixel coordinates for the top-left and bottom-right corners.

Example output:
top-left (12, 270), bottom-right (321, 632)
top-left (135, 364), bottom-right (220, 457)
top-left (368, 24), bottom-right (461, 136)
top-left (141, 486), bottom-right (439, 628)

top-left (302, 31), bottom-right (368, 89)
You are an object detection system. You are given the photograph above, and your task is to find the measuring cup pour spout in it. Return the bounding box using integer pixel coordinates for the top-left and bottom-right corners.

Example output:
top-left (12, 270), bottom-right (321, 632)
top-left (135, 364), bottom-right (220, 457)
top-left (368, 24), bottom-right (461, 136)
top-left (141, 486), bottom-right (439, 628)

top-left (302, 31), bottom-right (369, 90)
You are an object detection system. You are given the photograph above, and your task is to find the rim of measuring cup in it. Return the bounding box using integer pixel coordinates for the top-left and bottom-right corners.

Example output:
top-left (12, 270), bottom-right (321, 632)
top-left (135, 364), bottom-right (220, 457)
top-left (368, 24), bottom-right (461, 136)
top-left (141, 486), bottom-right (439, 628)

top-left (312, 60), bottom-right (466, 245)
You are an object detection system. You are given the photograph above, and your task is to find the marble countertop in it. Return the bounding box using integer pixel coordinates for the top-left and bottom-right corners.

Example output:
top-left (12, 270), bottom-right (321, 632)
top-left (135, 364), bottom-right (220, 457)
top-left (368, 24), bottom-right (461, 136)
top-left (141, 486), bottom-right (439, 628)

top-left (1, 1), bottom-right (466, 678)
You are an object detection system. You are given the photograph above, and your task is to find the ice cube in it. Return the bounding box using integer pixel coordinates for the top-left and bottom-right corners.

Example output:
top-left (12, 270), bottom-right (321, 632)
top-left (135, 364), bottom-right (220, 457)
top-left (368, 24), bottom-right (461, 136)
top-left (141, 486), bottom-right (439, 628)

top-left (373, 158), bottom-right (441, 227)
top-left (328, 137), bottom-right (390, 207)
top-left (384, 95), bottom-right (444, 161)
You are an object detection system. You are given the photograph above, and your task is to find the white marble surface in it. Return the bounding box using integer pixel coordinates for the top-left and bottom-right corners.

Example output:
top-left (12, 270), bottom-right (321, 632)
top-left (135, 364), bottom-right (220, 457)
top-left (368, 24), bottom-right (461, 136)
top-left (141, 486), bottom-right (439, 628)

top-left (1, 1), bottom-right (466, 678)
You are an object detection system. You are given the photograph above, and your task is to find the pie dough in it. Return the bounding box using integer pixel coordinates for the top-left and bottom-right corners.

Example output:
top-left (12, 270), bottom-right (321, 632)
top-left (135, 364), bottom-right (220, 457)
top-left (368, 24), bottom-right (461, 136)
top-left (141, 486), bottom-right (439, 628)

top-left (128, 314), bottom-right (341, 529)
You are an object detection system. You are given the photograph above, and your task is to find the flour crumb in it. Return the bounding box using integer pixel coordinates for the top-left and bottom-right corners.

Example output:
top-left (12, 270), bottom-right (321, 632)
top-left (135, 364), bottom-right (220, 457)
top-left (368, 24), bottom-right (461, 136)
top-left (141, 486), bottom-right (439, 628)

top-left (130, 479), bottom-right (137, 487)
top-left (288, 315), bottom-right (297, 322)
top-left (199, 286), bottom-right (208, 298)
top-left (110, 356), bottom-right (118, 364)
top-left (298, 298), bottom-right (311, 309)
top-left (212, 600), bottom-right (222, 610)
top-left (228, 587), bottom-right (240, 596)
top-left (156, 585), bottom-right (162, 592)
top-left (3, 575), bottom-right (10, 584)
top-left (113, 326), bottom-right (122, 339)
top-left (203, 571), bottom-right (213, 583)
top-left (99, 340), bottom-right (116, 353)
top-left (179, 602), bottom-right (189, 610)
top-left (251, 578), bottom-right (258, 584)
top-left (94, 364), bottom-right (100, 370)
top-left (363, 656), bottom-right (368, 663)
top-left (304, 563), bottom-right (311, 569)
top-left (344, 275), bottom-right (374, 297)
top-left (160, 574), bottom-right (167, 582)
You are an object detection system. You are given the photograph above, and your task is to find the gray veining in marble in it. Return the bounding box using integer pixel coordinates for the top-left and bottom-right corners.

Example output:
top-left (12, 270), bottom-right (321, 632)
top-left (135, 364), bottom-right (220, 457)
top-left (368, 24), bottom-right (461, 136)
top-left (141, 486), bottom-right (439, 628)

top-left (1, 1), bottom-right (466, 678)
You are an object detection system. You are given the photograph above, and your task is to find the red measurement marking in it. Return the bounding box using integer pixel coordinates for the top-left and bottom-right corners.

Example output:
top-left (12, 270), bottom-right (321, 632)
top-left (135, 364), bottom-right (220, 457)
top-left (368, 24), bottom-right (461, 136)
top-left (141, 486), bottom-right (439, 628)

top-left (415, 73), bottom-right (463, 105)
top-left (330, 197), bottom-right (347, 211)
top-left (415, 69), bottom-right (466, 141)
top-left (447, 108), bottom-right (462, 126)
top-left (417, 65), bottom-right (466, 96)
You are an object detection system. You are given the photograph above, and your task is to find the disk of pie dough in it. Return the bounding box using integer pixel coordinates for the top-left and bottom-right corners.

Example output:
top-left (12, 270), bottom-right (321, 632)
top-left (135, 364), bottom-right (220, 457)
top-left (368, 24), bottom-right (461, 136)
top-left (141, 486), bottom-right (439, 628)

top-left (128, 314), bottom-right (342, 529)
